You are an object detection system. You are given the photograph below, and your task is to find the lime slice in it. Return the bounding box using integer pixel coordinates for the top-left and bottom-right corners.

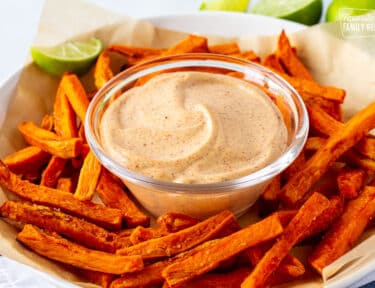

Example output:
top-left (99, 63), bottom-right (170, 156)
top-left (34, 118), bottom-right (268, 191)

top-left (251, 0), bottom-right (323, 25)
top-left (30, 38), bottom-right (103, 76)
top-left (200, 0), bottom-right (250, 12)
top-left (326, 0), bottom-right (375, 22)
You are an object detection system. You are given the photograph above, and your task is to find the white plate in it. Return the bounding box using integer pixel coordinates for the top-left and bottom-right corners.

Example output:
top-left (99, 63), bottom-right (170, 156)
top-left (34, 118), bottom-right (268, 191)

top-left (0, 12), bottom-right (372, 288)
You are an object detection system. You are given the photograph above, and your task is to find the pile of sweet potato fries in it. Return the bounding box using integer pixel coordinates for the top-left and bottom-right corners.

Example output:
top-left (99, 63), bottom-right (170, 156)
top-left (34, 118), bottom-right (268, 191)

top-left (1, 31), bottom-right (375, 288)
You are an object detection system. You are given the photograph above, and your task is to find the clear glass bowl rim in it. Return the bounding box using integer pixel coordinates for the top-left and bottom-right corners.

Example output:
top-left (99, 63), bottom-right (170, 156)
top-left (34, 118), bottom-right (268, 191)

top-left (85, 53), bottom-right (309, 194)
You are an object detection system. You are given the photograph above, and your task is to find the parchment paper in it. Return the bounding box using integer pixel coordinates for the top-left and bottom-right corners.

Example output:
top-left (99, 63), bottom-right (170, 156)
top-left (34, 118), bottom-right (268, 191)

top-left (0, 0), bottom-right (374, 287)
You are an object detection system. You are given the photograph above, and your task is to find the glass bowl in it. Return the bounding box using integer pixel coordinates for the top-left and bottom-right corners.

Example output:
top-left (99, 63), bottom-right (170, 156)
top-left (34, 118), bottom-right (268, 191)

top-left (85, 53), bottom-right (309, 218)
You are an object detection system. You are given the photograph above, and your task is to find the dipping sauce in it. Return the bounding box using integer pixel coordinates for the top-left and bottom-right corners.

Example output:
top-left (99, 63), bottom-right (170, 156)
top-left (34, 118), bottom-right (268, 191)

top-left (100, 71), bottom-right (288, 184)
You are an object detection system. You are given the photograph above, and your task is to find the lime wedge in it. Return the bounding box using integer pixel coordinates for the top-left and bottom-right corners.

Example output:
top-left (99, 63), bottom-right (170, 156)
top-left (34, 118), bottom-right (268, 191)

top-left (200, 0), bottom-right (250, 12)
top-left (30, 38), bottom-right (103, 76)
top-left (251, 0), bottom-right (323, 25)
top-left (326, 0), bottom-right (375, 22)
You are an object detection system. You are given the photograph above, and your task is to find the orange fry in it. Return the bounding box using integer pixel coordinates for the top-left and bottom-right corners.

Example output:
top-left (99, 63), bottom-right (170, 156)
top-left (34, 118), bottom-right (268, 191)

top-left (0, 201), bottom-right (116, 252)
top-left (54, 75), bottom-right (78, 138)
top-left (40, 156), bottom-right (67, 188)
top-left (95, 51), bottom-right (114, 90)
top-left (241, 193), bottom-right (330, 288)
top-left (77, 269), bottom-right (114, 288)
top-left (0, 161), bottom-right (122, 230)
top-left (108, 45), bottom-right (164, 58)
top-left (56, 177), bottom-right (75, 193)
top-left (74, 151), bottom-right (102, 201)
top-left (17, 225), bottom-right (143, 274)
top-left (337, 168), bottom-right (366, 200)
top-left (97, 169), bottom-right (150, 227)
top-left (129, 226), bottom-right (168, 245)
top-left (209, 42), bottom-right (240, 54)
top-left (116, 210), bottom-right (236, 259)
top-left (263, 53), bottom-right (285, 73)
top-left (162, 214), bottom-right (283, 287)
top-left (229, 51), bottom-right (261, 63)
top-left (309, 186), bottom-right (375, 274)
top-left (163, 34), bottom-right (208, 55)
top-left (283, 150), bottom-right (306, 182)
top-left (261, 174), bottom-right (281, 202)
top-left (3, 146), bottom-right (50, 175)
top-left (276, 30), bottom-right (313, 80)
top-left (18, 121), bottom-right (82, 159)
top-left (157, 212), bottom-right (200, 233)
top-left (281, 101), bottom-right (375, 207)
top-left (60, 73), bottom-right (89, 123)
top-left (40, 114), bottom-right (54, 131)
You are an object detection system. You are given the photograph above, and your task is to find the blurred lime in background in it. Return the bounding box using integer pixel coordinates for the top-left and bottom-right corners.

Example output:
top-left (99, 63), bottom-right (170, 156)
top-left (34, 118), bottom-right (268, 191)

top-left (200, 0), bottom-right (250, 12)
top-left (251, 0), bottom-right (322, 25)
top-left (326, 0), bottom-right (375, 22)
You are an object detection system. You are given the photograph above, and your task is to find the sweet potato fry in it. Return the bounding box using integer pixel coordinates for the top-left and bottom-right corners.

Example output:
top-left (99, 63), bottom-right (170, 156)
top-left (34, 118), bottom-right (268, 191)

top-left (344, 150), bottom-right (375, 173)
top-left (356, 137), bottom-right (375, 160)
top-left (163, 34), bottom-right (208, 55)
top-left (40, 156), bottom-right (67, 188)
top-left (116, 210), bottom-right (237, 259)
top-left (97, 169), bottom-right (149, 227)
top-left (157, 212), bottom-right (200, 233)
top-left (282, 150), bottom-right (306, 182)
top-left (40, 114), bottom-right (54, 131)
top-left (268, 254), bottom-right (305, 286)
top-left (281, 101), bottom-right (375, 207)
top-left (276, 30), bottom-right (313, 80)
top-left (241, 193), bottom-right (330, 288)
top-left (129, 226), bottom-right (168, 245)
top-left (209, 43), bottom-right (240, 55)
top-left (308, 186), bottom-right (375, 274)
top-left (54, 76), bottom-right (78, 138)
top-left (337, 168), bottom-right (366, 200)
top-left (261, 174), bottom-right (281, 204)
top-left (60, 73), bottom-right (89, 123)
top-left (0, 161), bottom-right (122, 230)
top-left (229, 51), bottom-right (261, 63)
top-left (306, 137), bottom-right (326, 151)
top-left (162, 214), bottom-right (283, 287)
top-left (0, 201), bottom-right (116, 252)
top-left (263, 53), bottom-right (285, 73)
top-left (18, 121), bottom-right (82, 159)
top-left (108, 45), bottom-right (164, 58)
top-left (95, 51), bottom-right (114, 90)
top-left (17, 225), bottom-right (143, 274)
top-left (56, 177), bottom-right (75, 193)
top-left (74, 151), bottom-right (102, 201)
top-left (3, 146), bottom-right (50, 175)
top-left (77, 269), bottom-right (114, 288)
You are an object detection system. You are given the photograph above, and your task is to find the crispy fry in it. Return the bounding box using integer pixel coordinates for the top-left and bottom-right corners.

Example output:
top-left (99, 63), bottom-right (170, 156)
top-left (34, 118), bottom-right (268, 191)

top-left (337, 168), bottom-right (366, 200)
top-left (60, 73), bottom-right (89, 123)
top-left (18, 121), bottom-right (82, 159)
top-left (241, 193), bottom-right (330, 288)
top-left (17, 225), bottom-right (143, 274)
top-left (300, 196), bottom-right (344, 241)
top-left (56, 177), bottom-right (75, 192)
top-left (263, 53), bottom-right (285, 73)
top-left (95, 51), bottom-right (114, 90)
top-left (162, 214), bottom-right (283, 287)
top-left (157, 212), bottom-right (200, 233)
top-left (308, 186), bottom-right (375, 274)
top-left (306, 137), bottom-right (326, 151)
top-left (229, 51), bottom-right (261, 63)
top-left (3, 146), bottom-right (50, 175)
top-left (40, 156), bottom-right (67, 188)
top-left (0, 161), bottom-right (122, 230)
top-left (281, 101), bottom-right (375, 207)
top-left (40, 114), bottom-right (54, 131)
top-left (0, 201), bottom-right (116, 252)
top-left (163, 34), bottom-right (208, 55)
top-left (74, 151), bottom-right (102, 201)
top-left (54, 76), bottom-right (78, 138)
top-left (356, 137), bottom-right (375, 160)
top-left (116, 210), bottom-right (237, 259)
top-left (97, 169), bottom-right (149, 227)
top-left (261, 174), bottom-right (281, 202)
top-left (129, 226), bottom-right (168, 244)
top-left (268, 254), bottom-right (305, 286)
top-left (209, 43), bottom-right (240, 55)
top-left (276, 30), bottom-right (313, 80)
top-left (77, 269), bottom-right (114, 288)
top-left (108, 45), bottom-right (164, 57)
top-left (283, 150), bottom-right (306, 182)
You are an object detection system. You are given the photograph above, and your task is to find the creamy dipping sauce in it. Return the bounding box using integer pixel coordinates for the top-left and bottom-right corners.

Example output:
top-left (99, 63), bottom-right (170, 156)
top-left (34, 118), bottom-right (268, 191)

top-left (100, 71), bottom-right (288, 184)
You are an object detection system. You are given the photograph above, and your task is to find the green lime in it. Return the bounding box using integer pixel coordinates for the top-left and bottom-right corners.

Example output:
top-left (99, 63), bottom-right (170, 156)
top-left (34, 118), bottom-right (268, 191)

top-left (326, 0), bottom-right (375, 22)
top-left (30, 38), bottom-right (103, 76)
top-left (200, 0), bottom-right (250, 12)
top-left (251, 0), bottom-right (323, 25)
